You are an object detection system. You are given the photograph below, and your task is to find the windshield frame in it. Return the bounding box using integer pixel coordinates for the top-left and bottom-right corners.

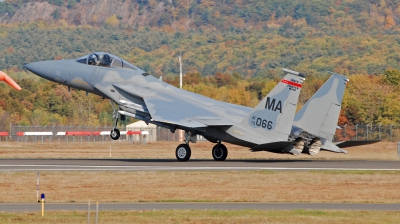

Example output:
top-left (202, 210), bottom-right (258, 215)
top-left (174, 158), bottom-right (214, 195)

top-left (75, 52), bottom-right (141, 70)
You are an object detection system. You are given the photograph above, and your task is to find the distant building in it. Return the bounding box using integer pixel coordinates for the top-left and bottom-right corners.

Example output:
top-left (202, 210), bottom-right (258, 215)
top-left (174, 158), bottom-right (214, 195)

top-left (126, 120), bottom-right (181, 142)
top-left (126, 121), bottom-right (157, 142)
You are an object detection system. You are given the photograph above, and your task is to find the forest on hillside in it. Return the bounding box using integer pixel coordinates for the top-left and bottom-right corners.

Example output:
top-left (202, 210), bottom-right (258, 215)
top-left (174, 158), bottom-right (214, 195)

top-left (1, 0), bottom-right (400, 129)
top-left (2, 68), bottom-right (400, 130)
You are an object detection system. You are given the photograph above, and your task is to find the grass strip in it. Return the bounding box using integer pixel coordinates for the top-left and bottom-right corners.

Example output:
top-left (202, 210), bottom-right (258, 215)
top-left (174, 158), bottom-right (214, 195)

top-left (1, 171), bottom-right (400, 203)
top-left (1, 210), bottom-right (400, 224)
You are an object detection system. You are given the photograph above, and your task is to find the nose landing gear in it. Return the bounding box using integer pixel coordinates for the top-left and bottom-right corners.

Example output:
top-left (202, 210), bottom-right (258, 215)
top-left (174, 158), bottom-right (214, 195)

top-left (110, 100), bottom-right (120, 140)
top-left (175, 131), bottom-right (196, 162)
top-left (175, 144), bottom-right (191, 162)
top-left (110, 128), bottom-right (120, 140)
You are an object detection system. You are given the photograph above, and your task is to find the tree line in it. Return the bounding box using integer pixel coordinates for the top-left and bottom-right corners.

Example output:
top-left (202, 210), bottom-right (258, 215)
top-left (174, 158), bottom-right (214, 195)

top-left (1, 68), bottom-right (400, 130)
top-left (0, 0), bottom-right (400, 129)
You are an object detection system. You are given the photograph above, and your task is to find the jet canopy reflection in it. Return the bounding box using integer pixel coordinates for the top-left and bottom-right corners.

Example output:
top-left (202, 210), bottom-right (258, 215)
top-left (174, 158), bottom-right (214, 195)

top-left (76, 52), bottom-right (137, 70)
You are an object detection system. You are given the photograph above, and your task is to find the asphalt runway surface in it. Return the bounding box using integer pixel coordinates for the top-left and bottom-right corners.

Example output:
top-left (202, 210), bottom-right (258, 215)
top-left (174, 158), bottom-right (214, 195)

top-left (1, 159), bottom-right (400, 212)
top-left (0, 158), bottom-right (399, 171)
top-left (1, 203), bottom-right (400, 212)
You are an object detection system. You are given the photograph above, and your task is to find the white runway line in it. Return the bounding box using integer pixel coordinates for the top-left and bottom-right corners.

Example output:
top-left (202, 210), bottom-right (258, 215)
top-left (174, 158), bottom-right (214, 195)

top-left (0, 164), bottom-right (400, 171)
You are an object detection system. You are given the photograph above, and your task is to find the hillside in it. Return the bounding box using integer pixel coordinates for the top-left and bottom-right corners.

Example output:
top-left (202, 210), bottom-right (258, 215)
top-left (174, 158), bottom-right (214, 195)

top-left (0, 0), bottom-right (400, 129)
top-left (0, 0), bottom-right (165, 27)
top-left (0, 0), bottom-right (399, 76)
top-left (0, 0), bottom-right (399, 35)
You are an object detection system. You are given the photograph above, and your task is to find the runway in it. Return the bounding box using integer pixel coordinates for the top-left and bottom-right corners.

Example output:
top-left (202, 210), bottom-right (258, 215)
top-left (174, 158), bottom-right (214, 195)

top-left (0, 158), bottom-right (399, 171)
top-left (1, 202), bottom-right (400, 212)
top-left (1, 159), bottom-right (400, 212)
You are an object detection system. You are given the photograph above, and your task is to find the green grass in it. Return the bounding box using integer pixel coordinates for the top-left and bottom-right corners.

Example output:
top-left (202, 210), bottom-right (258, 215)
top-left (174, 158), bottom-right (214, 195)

top-left (309, 170), bottom-right (400, 175)
top-left (2, 170), bottom-right (400, 203)
top-left (1, 210), bottom-right (400, 224)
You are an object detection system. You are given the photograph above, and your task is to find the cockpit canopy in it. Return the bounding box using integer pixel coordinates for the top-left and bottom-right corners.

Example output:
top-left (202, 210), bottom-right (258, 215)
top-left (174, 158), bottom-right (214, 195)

top-left (76, 52), bottom-right (138, 70)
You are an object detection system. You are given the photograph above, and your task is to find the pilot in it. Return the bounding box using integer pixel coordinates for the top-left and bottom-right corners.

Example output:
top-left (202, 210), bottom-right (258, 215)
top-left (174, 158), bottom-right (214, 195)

top-left (88, 54), bottom-right (99, 65)
top-left (101, 54), bottom-right (112, 67)
top-left (96, 54), bottom-right (104, 66)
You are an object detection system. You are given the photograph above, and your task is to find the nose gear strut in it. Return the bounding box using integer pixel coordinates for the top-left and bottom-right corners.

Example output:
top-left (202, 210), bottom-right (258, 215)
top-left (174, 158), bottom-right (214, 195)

top-left (110, 100), bottom-right (120, 140)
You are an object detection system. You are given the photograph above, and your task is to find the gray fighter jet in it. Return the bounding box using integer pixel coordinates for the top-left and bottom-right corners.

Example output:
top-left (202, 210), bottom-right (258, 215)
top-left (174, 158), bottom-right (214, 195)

top-left (25, 52), bottom-right (309, 161)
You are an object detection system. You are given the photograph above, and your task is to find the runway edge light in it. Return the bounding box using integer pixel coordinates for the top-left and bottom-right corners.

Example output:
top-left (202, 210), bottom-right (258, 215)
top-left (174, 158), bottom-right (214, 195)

top-left (41, 193), bottom-right (45, 217)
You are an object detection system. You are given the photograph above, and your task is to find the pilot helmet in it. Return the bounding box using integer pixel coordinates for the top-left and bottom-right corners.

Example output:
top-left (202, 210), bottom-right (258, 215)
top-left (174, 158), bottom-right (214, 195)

top-left (88, 54), bottom-right (98, 65)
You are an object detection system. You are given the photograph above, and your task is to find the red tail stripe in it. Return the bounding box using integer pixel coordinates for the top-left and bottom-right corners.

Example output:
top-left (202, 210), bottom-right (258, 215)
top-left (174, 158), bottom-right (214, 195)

top-left (281, 79), bottom-right (302, 88)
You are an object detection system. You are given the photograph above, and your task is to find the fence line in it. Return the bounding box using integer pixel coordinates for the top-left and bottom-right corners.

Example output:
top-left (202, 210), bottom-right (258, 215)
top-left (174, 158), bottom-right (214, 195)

top-left (333, 124), bottom-right (397, 142)
top-left (0, 124), bottom-right (399, 143)
top-left (1, 125), bottom-right (181, 143)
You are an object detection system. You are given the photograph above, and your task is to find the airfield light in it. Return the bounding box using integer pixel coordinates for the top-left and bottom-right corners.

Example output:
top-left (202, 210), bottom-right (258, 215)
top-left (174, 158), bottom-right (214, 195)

top-left (41, 193), bottom-right (45, 216)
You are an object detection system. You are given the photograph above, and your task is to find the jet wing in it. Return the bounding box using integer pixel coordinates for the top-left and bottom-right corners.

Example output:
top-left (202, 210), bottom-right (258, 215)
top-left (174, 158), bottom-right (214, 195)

top-left (112, 84), bottom-right (235, 128)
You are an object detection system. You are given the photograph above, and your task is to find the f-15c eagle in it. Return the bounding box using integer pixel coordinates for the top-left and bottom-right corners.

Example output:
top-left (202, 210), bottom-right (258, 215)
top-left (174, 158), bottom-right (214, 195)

top-left (24, 52), bottom-right (367, 161)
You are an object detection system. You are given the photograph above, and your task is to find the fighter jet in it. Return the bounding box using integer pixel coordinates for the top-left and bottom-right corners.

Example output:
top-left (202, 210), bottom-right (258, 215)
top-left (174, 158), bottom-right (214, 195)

top-left (25, 52), bottom-right (307, 161)
top-left (0, 71), bottom-right (21, 91)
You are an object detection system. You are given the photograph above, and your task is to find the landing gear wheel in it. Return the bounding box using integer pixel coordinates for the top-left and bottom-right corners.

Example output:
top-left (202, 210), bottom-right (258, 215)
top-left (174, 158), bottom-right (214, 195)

top-left (176, 144), bottom-right (191, 162)
top-left (110, 128), bottom-right (120, 140)
top-left (212, 144), bottom-right (228, 161)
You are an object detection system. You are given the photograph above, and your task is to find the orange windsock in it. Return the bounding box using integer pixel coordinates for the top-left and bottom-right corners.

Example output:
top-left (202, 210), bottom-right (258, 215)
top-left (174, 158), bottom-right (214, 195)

top-left (0, 71), bottom-right (21, 91)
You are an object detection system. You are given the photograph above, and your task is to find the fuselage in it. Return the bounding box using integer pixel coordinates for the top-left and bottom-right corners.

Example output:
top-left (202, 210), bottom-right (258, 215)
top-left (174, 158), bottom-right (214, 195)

top-left (24, 55), bottom-right (257, 148)
top-left (24, 52), bottom-right (351, 160)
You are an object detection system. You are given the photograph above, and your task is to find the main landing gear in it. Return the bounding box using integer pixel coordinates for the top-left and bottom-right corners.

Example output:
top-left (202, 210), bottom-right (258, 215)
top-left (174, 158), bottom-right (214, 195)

top-left (175, 132), bottom-right (228, 162)
top-left (175, 131), bottom-right (194, 162)
top-left (110, 100), bottom-right (120, 140)
top-left (212, 142), bottom-right (228, 161)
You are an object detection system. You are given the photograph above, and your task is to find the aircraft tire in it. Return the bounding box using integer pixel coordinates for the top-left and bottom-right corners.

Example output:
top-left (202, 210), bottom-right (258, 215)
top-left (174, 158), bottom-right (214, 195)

top-left (176, 144), bottom-right (191, 162)
top-left (212, 144), bottom-right (228, 161)
top-left (110, 128), bottom-right (120, 140)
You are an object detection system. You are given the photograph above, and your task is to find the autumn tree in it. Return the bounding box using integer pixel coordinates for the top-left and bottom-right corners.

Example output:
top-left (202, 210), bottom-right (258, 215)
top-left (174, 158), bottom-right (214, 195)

top-left (105, 15), bottom-right (119, 26)
top-left (383, 69), bottom-right (400, 86)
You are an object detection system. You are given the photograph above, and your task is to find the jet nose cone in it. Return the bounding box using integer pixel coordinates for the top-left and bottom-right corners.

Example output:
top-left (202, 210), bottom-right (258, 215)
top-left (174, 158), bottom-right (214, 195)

top-left (24, 61), bottom-right (52, 80)
top-left (25, 62), bottom-right (44, 76)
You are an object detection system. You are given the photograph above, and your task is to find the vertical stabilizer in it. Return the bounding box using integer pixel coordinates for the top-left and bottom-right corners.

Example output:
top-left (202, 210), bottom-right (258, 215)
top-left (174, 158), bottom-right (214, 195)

top-left (239, 68), bottom-right (306, 141)
top-left (293, 72), bottom-right (348, 141)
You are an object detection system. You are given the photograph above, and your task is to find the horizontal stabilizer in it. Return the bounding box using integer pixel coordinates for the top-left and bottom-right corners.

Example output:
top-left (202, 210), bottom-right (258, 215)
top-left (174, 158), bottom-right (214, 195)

top-left (251, 141), bottom-right (294, 152)
top-left (335, 140), bottom-right (381, 148)
top-left (321, 139), bottom-right (347, 154)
